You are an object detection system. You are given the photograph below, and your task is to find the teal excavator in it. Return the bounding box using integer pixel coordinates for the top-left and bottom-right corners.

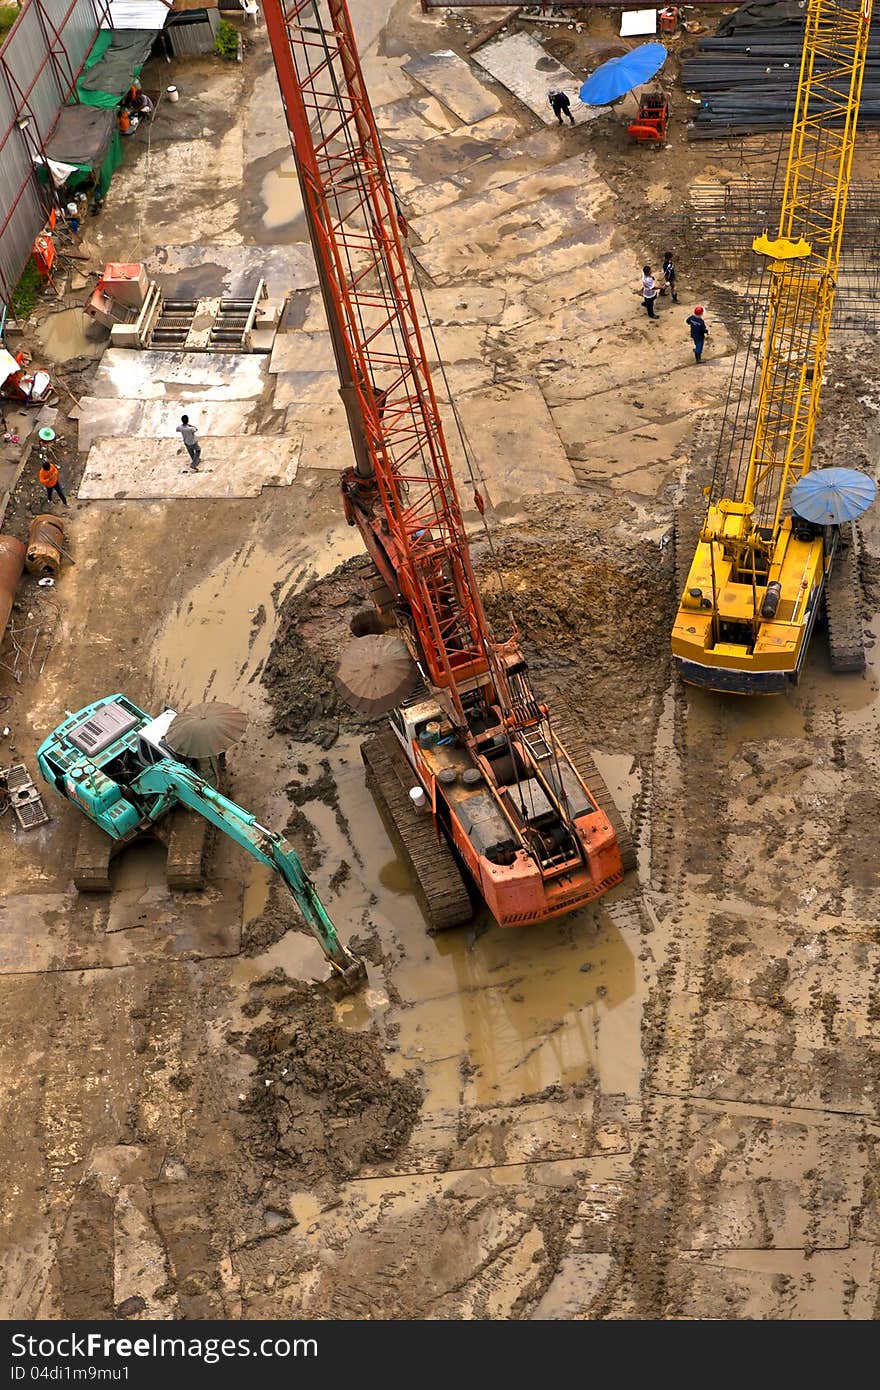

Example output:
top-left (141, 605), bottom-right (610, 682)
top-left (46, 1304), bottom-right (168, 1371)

top-left (36, 693), bottom-right (367, 992)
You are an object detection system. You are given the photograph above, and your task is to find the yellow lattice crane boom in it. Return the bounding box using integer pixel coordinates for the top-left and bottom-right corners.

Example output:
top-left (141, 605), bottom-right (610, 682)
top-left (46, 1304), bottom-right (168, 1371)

top-left (672, 0), bottom-right (873, 693)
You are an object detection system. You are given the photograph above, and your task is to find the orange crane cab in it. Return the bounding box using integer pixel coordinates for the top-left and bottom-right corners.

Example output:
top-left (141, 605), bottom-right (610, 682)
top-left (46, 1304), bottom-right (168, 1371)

top-left (389, 696), bottom-right (625, 927)
top-left (263, 0), bottom-right (635, 931)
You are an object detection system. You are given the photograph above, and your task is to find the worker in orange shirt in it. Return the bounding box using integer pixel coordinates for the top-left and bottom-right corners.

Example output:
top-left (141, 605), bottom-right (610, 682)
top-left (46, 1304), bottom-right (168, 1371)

top-left (38, 456), bottom-right (68, 505)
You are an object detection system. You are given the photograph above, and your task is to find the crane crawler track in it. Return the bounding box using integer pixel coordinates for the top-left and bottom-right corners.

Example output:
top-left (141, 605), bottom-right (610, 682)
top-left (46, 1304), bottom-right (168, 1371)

top-left (825, 524), bottom-right (865, 674)
top-left (361, 730), bottom-right (472, 931)
top-left (551, 711), bottom-right (638, 874)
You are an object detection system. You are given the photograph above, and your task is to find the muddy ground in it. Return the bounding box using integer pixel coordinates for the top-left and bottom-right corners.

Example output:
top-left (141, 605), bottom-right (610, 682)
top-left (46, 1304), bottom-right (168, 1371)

top-left (2, 1), bottom-right (880, 1321)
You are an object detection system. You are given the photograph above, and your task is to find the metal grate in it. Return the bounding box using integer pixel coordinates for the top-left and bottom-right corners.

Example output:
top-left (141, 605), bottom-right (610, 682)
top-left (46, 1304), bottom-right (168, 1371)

top-left (2, 763), bottom-right (49, 830)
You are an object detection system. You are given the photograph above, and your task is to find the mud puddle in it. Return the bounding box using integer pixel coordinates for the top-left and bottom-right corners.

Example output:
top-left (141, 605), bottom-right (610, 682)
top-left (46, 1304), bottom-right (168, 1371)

top-left (35, 307), bottom-right (107, 362)
top-left (395, 904), bottom-right (640, 1105)
top-left (238, 720), bottom-right (643, 1111)
top-left (108, 839), bottom-right (168, 890)
top-left (152, 535), bottom-right (303, 711)
top-left (279, 737), bottom-right (642, 1108)
top-left (260, 159), bottom-right (305, 235)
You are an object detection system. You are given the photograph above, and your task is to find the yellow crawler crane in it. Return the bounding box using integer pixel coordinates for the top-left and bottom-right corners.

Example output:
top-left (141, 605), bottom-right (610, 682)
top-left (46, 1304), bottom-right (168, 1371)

top-left (672, 0), bottom-right (873, 693)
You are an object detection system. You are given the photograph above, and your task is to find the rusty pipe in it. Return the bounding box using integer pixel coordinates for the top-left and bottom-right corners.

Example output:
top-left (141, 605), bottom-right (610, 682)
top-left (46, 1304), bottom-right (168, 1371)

top-left (0, 535), bottom-right (26, 645)
top-left (26, 513), bottom-right (64, 578)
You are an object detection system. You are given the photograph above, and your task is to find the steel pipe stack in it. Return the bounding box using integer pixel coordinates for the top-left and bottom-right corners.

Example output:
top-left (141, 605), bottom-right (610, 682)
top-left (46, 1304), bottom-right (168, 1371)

top-left (684, 4), bottom-right (880, 136)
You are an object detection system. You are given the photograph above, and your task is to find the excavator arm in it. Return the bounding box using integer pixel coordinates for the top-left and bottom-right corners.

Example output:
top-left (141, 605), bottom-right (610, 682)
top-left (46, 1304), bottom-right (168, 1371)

top-left (133, 759), bottom-right (367, 988)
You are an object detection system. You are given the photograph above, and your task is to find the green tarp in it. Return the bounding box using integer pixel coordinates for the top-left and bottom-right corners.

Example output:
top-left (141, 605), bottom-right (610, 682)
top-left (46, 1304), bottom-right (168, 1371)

top-left (64, 129), bottom-right (124, 199)
top-left (74, 28), bottom-right (157, 109)
top-left (44, 103), bottom-right (123, 199)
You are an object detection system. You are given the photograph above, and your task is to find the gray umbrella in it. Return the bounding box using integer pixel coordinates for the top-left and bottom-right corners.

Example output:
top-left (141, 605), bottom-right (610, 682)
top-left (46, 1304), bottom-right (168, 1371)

top-left (166, 702), bottom-right (248, 759)
top-left (334, 633), bottom-right (419, 716)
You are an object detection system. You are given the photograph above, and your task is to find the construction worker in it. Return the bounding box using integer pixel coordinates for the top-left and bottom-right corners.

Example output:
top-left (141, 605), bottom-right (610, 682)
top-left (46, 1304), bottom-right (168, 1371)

top-left (548, 89), bottom-right (575, 125)
top-left (686, 306), bottom-right (710, 362)
top-left (642, 266), bottom-right (659, 319)
top-left (176, 414), bottom-right (201, 470)
top-left (38, 454), bottom-right (68, 505)
top-left (661, 250), bottom-right (678, 303)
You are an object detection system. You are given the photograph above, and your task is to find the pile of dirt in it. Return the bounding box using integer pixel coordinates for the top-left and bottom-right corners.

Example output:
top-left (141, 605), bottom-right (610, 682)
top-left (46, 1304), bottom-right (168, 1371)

top-left (262, 555), bottom-right (375, 748)
top-left (476, 498), bottom-right (675, 752)
top-left (233, 975), bottom-right (423, 1186)
top-left (263, 497), bottom-right (673, 754)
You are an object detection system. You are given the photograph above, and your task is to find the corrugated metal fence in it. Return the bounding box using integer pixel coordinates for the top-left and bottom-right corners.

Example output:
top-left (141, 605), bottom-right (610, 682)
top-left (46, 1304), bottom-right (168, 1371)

top-left (0, 0), bottom-right (112, 309)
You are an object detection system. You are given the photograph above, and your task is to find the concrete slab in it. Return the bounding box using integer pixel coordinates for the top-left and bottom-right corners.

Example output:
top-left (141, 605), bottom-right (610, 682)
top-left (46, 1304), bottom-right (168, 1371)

top-left (382, 114), bottom-right (522, 195)
top-left (0, 887), bottom-right (241, 972)
top-left (78, 435), bottom-right (300, 500)
top-left (90, 350), bottom-right (268, 402)
top-left (453, 377), bottom-right (577, 507)
top-left (423, 285), bottom-right (508, 326)
top-left (413, 155), bottom-right (599, 246)
top-left (77, 399), bottom-right (261, 451)
top-left (414, 190), bottom-right (616, 287)
top-left (403, 50), bottom-right (502, 125)
top-left (77, 399), bottom-right (145, 452)
top-left (400, 128), bottom-right (569, 218)
top-left (269, 331), bottom-right (335, 375)
top-left (473, 32), bottom-right (610, 125)
top-left (150, 243), bottom-right (319, 299)
top-left (374, 94), bottom-right (461, 143)
top-left (273, 371), bottom-right (340, 409)
top-left (286, 402), bottom-right (352, 472)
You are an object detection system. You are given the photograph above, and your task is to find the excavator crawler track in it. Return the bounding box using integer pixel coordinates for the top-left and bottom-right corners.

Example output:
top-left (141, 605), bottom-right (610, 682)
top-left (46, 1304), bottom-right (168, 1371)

top-left (166, 808), bottom-right (209, 891)
top-left (825, 524), bottom-right (866, 675)
top-left (73, 817), bottom-right (114, 892)
top-left (552, 711), bottom-right (638, 874)
top-left (362, 730), bottom-right (472, 932)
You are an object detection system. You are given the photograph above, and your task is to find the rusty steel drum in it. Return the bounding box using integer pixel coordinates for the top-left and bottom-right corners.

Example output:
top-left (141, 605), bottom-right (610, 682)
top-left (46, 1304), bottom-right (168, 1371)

top-left (0, 535), bottom-right (25, 643)
top-left (25, 513), bottom-right (64, 578)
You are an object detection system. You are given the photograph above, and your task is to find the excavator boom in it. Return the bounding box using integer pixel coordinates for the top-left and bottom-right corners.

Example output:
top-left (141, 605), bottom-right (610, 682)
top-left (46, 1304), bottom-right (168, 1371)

top-left (133, 760), bottom-right (366, 986)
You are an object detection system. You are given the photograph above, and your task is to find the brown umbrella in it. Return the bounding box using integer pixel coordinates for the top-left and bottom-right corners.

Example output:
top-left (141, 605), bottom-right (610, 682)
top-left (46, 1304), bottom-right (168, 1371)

top-left (166, 701), bottom-right (248, 760)
top-left (334, 633), bottom-right (419, 716)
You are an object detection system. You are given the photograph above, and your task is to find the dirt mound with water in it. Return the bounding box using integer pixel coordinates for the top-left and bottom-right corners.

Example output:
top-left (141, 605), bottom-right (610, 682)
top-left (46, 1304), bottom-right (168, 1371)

top-left (233, 976), bottom-right (423, 1186)
top-left (263, 496), bottom-right (674, 754)
top-left (477, 500), bottom-right (674, 753)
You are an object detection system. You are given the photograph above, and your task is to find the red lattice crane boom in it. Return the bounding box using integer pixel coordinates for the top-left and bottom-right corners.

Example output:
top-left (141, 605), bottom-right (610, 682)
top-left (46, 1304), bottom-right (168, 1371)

top-left (263, 0), bottom-right (634, 928)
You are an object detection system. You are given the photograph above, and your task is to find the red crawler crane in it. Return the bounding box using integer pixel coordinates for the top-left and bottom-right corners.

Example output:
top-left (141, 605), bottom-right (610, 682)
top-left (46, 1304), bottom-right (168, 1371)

top-left (263, 0), bottom-right (635, 929)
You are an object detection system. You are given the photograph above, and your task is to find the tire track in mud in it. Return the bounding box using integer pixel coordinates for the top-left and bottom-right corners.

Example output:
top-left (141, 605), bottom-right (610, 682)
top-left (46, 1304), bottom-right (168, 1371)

top-left (614, 559), bottom-right (880, 1316)
top-left (606, 670), bottom-right (722, 1316)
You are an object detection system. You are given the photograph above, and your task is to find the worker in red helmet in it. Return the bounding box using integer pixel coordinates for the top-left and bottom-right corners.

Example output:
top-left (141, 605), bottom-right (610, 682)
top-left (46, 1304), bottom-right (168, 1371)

top-left (686, 305), bottom-right (709, 363)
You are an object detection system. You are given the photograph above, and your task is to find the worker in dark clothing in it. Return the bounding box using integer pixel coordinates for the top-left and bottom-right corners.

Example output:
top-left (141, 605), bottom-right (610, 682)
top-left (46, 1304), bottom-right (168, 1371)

top-left (548, 89), bottom-right (575, 125)
top-left (686, 305), bottom-right (709, 362)
top-left (38, 456), bottom-right (68, 505)
top-left (662, 250), bottom-right (678, 302)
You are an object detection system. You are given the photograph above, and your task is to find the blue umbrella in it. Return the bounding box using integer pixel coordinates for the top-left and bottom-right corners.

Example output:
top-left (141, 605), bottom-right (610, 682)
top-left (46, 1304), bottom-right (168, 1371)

top-left (791, 467), bottom-right (876, 525)
top-left (579, 43), bottom-right (667, 106)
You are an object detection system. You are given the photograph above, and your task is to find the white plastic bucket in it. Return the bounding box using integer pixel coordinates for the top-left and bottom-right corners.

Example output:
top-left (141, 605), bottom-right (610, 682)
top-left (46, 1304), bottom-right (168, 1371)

top-left (166, 85), bottom-right (179, 103)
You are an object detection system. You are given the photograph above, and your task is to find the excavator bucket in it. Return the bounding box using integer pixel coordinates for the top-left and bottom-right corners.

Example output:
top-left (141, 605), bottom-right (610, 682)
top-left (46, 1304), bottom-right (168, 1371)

top-left (332, 956), bottom-right (369, 995)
